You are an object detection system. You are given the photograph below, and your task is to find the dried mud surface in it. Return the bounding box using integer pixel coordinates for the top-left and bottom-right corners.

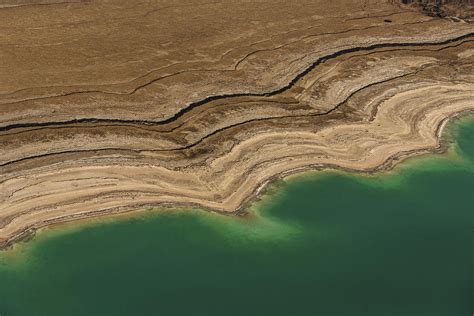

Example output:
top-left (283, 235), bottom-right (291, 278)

top-left (1, 0), bottom-right (473, 248)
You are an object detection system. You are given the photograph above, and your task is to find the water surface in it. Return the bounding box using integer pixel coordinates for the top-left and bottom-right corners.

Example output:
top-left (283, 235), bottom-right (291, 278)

top-left (1, 116), bottom-right (473, 316)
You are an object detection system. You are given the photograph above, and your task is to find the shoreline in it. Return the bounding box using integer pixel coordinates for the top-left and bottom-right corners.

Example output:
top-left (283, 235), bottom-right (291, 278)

top-left (235, 110), bottom-right (473, 211)
top-left (2, 110), bottom-right (472, 251)
top-left (1, 5), bottom-right (473, 251)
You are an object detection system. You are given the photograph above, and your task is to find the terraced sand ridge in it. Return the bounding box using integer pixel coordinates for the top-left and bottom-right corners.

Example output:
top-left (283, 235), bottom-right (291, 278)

top-left (1, 0), bottom-right (473, 248)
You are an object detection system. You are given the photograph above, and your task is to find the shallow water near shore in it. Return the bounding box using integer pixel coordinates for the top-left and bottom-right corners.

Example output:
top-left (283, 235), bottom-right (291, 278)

top-left (0, 116), bottom-right (473, 316)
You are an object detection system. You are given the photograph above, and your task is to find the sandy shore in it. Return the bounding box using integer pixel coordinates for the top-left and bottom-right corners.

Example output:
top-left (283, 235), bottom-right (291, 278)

top-left (1, 0), bottom-right (473, 248)
top-left (2, 110), bottom-right (472, 250)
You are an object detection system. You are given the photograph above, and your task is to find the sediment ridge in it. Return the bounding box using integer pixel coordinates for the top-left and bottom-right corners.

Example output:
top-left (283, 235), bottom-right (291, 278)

top-left (1, 0), bottom-right (473, 248)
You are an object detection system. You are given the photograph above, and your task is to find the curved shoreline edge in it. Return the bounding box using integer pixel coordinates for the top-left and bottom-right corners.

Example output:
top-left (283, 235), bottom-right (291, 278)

top-left (2, 6), bottom-right (474, 250)
top-left (2, 110), bottom-right (472, 251)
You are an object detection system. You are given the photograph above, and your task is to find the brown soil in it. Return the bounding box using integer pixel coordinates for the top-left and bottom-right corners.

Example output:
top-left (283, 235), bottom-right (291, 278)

top-left (1, 0), bottom-right (473, 248)
top-left (397, 0), bottom-right (474, 20)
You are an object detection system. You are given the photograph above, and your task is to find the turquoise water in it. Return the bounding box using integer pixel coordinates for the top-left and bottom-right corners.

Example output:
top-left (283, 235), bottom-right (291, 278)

top-left (1, 116), bottom-right (473, 316)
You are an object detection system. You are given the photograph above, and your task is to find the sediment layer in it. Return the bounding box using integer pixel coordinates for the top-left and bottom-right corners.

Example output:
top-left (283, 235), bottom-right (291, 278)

top-left (1, 0), bottom-right (473, 248)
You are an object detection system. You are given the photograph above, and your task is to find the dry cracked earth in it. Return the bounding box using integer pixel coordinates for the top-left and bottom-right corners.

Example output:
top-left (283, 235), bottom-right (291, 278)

top-left (0, 0), bottom-right (473, 248)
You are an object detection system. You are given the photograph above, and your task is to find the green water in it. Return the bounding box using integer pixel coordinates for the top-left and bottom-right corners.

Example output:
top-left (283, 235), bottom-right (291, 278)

top-left (1, 117), bottom-right (473, 316)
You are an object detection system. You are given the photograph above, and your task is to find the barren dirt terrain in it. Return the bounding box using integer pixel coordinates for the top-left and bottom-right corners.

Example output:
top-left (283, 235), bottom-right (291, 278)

top-left (0, 0), bottom-right (473, 248)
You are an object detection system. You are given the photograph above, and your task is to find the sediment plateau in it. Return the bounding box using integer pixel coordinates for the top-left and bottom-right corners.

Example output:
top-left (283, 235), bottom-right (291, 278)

top-left (1, 0), bottom-right (473, 248)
